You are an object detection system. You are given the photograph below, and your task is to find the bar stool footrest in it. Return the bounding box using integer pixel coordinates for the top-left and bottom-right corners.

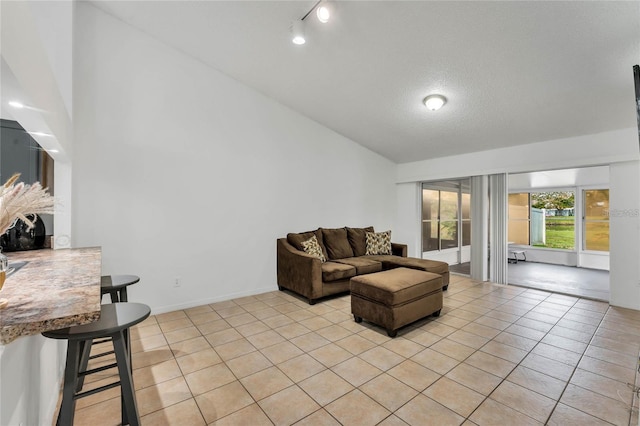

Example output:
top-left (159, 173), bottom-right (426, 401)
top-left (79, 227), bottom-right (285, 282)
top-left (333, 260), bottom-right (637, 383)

top-left (89, 350), bottom-right (115, 360)
top-left (76, 381), bottom-right (121, 399)
top-left (79, 362), bottom-right (118, 377)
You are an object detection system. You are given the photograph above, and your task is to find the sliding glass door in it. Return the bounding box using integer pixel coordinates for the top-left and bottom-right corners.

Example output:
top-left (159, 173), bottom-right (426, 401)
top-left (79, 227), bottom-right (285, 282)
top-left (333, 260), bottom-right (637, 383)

top-left (422, 180), bottom-right (471, 266)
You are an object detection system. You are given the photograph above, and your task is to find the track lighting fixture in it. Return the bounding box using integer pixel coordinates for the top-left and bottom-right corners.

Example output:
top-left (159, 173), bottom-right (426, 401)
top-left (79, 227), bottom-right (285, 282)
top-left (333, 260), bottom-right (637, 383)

top-left (291, 1), bottom-right (333, 44)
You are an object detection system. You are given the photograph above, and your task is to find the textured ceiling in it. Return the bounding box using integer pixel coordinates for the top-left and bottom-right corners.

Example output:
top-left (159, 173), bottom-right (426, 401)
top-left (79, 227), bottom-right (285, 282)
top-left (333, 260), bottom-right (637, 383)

top-left (91, 1), bottom-right (640, 164)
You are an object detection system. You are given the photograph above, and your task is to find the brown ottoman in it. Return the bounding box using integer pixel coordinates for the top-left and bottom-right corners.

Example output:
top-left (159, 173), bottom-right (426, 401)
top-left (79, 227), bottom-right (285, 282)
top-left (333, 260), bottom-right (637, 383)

top-left (350, 267), bottom-right (443, 337)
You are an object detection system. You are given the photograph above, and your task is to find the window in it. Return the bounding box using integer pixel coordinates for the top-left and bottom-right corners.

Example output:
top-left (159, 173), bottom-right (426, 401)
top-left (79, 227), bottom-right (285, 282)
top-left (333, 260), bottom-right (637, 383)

top-left (508, 193), bottom-right (530, 245)
top-left (508, 191), bottom-right (576, 249)
top-left (584, 189), bottom-right (609, 251)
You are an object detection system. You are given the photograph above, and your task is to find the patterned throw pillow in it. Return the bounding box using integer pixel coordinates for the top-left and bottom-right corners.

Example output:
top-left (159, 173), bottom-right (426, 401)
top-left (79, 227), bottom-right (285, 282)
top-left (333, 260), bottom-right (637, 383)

top-left (365, 230), bottom-right (392, 255)
top-left (301, 235), bottom-right (327, 263)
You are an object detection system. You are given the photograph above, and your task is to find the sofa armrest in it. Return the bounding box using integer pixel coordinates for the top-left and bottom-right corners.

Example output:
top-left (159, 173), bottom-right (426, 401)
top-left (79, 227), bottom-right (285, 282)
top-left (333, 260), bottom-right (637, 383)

top-left (277, 238), bottom-right (324, 303)
top-left (392, 243), bottom-right (408, 257)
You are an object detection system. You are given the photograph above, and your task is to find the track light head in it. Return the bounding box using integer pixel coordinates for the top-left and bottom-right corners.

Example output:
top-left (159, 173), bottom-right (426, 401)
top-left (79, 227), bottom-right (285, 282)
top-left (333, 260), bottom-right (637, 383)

top-left (291, 20), bottom-right (306, 45)
top-left (316, 4), bottom-right (330, 23)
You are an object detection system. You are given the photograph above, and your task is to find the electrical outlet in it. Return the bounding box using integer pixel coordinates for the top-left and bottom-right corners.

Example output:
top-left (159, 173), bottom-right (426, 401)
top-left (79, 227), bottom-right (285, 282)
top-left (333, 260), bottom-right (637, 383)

top-left (174, 277), bottom-right (181, 288)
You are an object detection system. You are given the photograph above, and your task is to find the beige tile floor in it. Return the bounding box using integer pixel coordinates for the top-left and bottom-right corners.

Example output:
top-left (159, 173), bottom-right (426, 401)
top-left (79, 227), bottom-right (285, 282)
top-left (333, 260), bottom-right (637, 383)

top-left (65, 275), bottom-right (640, 425)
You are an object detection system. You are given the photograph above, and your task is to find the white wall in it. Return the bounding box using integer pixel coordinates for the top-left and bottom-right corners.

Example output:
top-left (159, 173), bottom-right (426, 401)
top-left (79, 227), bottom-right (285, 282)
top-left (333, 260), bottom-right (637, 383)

top-left (72, 3), bottom-right (396, 314)
top-left (29, 0), bottom-right (74, 117)
top-left (397, 128), bottom-right (638, 183)
top-left (394, 182), bottom-right (421, 257)
top-left (609, 161), bottom-right (640, 309)
top-left (0, 336), bottom-right (66, 426)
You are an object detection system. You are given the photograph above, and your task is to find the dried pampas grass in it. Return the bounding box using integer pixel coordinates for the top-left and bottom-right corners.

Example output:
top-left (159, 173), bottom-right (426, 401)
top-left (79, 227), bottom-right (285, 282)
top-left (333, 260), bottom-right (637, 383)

top-left (0, 173), bottom-right (55, 235)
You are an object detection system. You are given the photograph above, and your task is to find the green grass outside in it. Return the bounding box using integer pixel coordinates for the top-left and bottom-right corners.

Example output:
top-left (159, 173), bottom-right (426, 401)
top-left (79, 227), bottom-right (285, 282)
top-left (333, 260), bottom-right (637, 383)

top-left (532, 216), bottom-right (609, 251)
top-left (533, 216), bottom-right (575, 249)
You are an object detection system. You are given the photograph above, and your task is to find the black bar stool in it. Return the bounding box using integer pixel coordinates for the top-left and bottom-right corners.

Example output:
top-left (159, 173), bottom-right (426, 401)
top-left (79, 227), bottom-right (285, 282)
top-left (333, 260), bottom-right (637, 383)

top-left (43, 303), bottom-right (150, 426)
top-left (101, 275), bottom-right (140, 303)
top-left (76, 275), bottom-right (141, 393)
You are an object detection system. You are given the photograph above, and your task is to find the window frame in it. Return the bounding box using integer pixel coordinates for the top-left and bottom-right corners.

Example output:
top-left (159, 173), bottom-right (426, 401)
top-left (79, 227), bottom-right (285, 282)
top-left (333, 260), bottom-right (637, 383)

top-left (508, 187), bottom-right (577, 251)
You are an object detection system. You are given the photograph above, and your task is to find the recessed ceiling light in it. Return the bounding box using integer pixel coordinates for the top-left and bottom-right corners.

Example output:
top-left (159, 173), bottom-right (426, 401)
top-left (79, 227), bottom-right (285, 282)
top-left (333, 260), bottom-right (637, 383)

top-left (292, 20), bottom-right (306, 45)
top-left (48, 149), bottom-right (59, 153)
top-left (317, 5), bottom-right (330, 23)
top-left (9, 101), bottom-right (24, 109)
top-left (423, 94), bottom-right (447, 111)
top-left (28, 131), bottom-right (54, 137)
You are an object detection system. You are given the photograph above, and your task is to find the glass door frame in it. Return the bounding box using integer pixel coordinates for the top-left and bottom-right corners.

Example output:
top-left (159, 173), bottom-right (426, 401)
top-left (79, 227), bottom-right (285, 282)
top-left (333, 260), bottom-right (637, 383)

top-left (421, 179), bottom-right (471, 264)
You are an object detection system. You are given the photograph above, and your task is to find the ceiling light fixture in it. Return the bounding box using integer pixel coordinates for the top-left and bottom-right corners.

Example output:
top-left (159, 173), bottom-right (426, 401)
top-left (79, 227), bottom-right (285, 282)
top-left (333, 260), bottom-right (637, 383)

top-left (316, 3), bottom-right (330, 23)
top-left (423, 94), bottom-right (447, 111)
top-left (9, 101), bottom-right (24, 109)
top-left (291, 20), bottom-right (306, 45)
top-left (291, 0), bottom-right (333, 44)
top-left (28, 131), bottom-right (54, 137)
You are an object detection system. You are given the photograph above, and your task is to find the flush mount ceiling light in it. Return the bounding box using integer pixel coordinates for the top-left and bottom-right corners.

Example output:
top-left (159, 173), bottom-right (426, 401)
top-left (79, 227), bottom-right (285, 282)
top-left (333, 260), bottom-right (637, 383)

top-left (291, 19), bottom-right (306, 45)
top-left (423, 94), bottom-right (447, 111)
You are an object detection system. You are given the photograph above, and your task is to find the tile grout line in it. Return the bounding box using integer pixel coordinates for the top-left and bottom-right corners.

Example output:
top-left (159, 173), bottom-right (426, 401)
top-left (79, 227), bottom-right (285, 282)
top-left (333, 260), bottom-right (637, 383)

top-left (456, 285), bottom-right (557, 424)
top-left (541, 302), bottom-right (621, 425)
top-left (454, 287), bottom-right (608, 424)
top-left (384, 283), bottom-right (538, 423)
top-left (540, 298), bottom-right (602, 425)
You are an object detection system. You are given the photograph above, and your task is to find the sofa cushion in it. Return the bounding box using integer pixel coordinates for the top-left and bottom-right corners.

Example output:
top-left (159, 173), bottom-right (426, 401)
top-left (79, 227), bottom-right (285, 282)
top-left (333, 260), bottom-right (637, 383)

top-left (287, 229), bottom-right (329, 260)
top-left (361, 255), bottom-right (404, 270)
top-left (301, 235), bottom-right (326, 263)
top-left (385, 257), bottom-right (449, 275)
top-left (346, 226), bottom-right (374, 257)
top-left (334, 257), bottom-right (382, 275)
top-left (365, 230), bottom-right (392, 255)
top-left (321, 227), bottom-right (354, 260)
top-left (322, 261), bottom-right (357, 282)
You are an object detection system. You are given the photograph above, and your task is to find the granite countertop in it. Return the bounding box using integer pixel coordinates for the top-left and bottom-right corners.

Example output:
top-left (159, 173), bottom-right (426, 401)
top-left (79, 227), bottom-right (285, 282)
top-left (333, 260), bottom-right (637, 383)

top-left (0, 247), bottom-right (101, 344)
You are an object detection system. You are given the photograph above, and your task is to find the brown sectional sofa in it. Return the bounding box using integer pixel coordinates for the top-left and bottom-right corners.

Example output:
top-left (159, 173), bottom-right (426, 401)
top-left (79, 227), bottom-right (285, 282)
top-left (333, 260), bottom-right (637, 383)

top-left (277, 226), bottom-right (450, 304)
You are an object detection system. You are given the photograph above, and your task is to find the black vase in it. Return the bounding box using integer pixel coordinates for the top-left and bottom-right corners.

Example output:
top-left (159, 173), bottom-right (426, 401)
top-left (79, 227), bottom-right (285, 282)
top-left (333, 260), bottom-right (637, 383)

top-left (1, 215), bottom-right (46, 252)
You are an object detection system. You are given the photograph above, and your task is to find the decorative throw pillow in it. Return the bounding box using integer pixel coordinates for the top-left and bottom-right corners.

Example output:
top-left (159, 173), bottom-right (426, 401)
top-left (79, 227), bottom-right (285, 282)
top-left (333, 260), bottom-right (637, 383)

top-left (301, 235), bottom-right (327, 263)
top-left (365, 230), bottom-right (392, 255)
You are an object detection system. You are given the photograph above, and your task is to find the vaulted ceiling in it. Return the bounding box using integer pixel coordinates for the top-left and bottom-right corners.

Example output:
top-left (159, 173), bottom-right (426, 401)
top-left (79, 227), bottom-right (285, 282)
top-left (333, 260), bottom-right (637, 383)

top-left (88, 1), bottom-right (640, 163)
